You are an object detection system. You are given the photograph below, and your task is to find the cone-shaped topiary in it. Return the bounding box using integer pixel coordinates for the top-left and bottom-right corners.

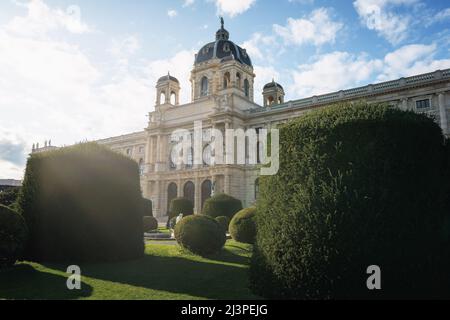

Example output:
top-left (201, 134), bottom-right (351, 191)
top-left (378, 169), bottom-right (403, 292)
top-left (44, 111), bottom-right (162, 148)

top-left (17, 143), bottom-right (144, 263)
top-left (202, 193), bottom-right (243, 219)
top-left (250, 102), bottom-right (450, 299)
top-left (142, 198), bottom-right (153, 217)
top-left (175, 215), bottom-right (226, 256)
top-left (169, 198), bottom-right (194, 219)
top-left (229, 207), bottom-right (256, 244)
top-left (0, 205), bottom-right (28, 268)
top-left (143, 216), bottom-right (158, 232)
top-left (215, 216), bottom-right (231, 234)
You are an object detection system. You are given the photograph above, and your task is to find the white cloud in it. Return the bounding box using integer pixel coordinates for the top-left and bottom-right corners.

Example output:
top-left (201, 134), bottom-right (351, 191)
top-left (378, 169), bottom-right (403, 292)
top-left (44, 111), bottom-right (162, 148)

top-left (146, 50), bottom-right (197, 104)
top-left (168, 10), bottom-right (178, 18)
top-left (241, 33), bottom-right (277, 61)
top-left (378, 44), bottom-right (450, 80)
top-left (183, 0), bottom-right (195, 7)
top-left (273, 8), bottom-right (343, 46)
top-left (0, 1), bottom-right (197, 179)
top-left (434, 8), bottom-right (450, 22)
top-left (290, 51), bottom-right (383, 97)
top-left (214, 0), bottom-right (256, 17)
top-left (7, 0), bottom-right (91, 37)
top-left (109, 34), bottom-right (141, 59)
top-left (289, 43), bottom-right (450, 98)
top-left (253, 65), bottom-right (281, 104)
top-left (353, 0), bottom-right (418, 44)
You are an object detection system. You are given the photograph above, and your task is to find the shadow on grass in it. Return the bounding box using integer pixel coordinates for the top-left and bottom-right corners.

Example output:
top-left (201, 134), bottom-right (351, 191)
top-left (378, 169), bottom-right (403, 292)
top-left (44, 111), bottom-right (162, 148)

top-left (42, 247), bottom-right (259, 300)
top-left (0, 264), bottom-right (93, 300)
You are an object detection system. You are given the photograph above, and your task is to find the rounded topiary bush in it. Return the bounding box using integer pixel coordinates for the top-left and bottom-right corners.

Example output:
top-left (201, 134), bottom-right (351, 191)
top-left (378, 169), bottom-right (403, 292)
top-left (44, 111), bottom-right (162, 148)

top-left (202, 193), bottom-right (243, 219)
top-left (229, 207), bottom-right (256, 244)
top-left (250, 102), bottom-right (450, 300)
top-left (0, 205), bottom-right (28, 268)
top-left (142, 198), bottom-right (153, 217)
top-left (143, 216), bottom-right (158, 232)
top-left (175, 215), bottom-right (226, 256)
top-left (215, 216), bottom-right (230, 234)
top-left (169, 198), bottom-right (194, 219)
top-left (17, 143), bottom-right (144, 263)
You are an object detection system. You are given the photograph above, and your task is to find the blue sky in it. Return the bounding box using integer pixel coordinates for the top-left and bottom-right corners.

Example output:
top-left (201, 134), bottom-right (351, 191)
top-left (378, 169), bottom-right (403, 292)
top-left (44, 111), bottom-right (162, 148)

top-left (0, 0), bottom-right (449, 179)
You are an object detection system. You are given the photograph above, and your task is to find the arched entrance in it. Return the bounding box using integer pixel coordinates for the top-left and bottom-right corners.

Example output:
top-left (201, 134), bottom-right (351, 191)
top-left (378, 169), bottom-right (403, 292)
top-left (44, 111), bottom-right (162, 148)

top-left (201, 180), bottom-right (212, 210)
top-left (183, 181), bottom-right (195, 208)
top-left (167, 183), bottom-right (178, 214)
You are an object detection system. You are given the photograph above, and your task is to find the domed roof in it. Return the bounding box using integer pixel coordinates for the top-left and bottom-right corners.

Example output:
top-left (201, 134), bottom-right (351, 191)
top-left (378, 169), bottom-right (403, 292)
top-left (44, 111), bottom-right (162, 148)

top-left (158, 73), bottom-right (179, 84)
top-left (264, 80), bottom-right (284, 91)
top-left (195, 18), bottom-right (252, 67)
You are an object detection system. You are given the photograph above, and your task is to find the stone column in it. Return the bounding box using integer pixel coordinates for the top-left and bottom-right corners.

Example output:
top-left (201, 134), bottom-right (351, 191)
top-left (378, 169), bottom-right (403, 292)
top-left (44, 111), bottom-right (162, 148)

top-left (177, 178), bottom-right (183, 197)
top-left (402, 98), bottom-right (408, 111)
top-left (224, 174), bottom-right (230, 194)
top-left (194, 176), bottom-right (201, 213)
top-left (439, 94), bottom-right (448, 135)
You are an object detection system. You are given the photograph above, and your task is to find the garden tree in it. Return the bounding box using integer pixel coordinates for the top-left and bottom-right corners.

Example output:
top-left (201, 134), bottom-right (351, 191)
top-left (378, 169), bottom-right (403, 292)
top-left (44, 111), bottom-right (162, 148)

top-left (229, 207), bottom-right (257, 244)
top-left (250, 102), bottom-right (450, 299)
top-left (0, 187), bottom-right (21, 208)
top-left (202, 193), bottom-right (243, 219)
top-left (0, 205), bottom-right (28, 268)
top-left (18, 143), bottom-right (145, 263)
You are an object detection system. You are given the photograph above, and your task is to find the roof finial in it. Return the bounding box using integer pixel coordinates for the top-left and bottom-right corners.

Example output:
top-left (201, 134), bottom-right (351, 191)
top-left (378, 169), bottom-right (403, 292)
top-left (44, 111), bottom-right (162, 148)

top-left (220, 17), bottom-right (224, 29)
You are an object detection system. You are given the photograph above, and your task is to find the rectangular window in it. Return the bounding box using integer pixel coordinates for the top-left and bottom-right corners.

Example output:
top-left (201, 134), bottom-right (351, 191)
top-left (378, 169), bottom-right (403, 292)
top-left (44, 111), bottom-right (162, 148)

top-left (416, 99), bottom-right (431, 109)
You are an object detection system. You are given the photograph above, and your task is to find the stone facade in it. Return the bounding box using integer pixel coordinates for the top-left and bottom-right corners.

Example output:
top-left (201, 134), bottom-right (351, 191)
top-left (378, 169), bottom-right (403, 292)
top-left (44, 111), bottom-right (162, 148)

top-left (33, 22), bottom-right (450, 219)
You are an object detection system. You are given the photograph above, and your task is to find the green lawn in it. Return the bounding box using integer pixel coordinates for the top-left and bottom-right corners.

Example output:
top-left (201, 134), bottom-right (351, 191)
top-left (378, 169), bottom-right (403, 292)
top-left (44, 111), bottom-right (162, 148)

top-left (0, 240), bottom-right (260, 300)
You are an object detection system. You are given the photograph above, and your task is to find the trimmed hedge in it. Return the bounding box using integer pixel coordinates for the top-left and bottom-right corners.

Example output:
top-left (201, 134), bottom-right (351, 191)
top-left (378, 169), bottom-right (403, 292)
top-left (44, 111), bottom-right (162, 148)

top-left (17, 143), bottom-right (145, 263)
top-left (215, 216), bottom-right (230, 234)
top-left (229, 207), bottom-right (257, 244)
top-left (250, 102), bottom-right (450, 299)
top-left (0, 205), bottom-right (28, 268)
top-left (142, 198), bottom-right (153, 217)
top-left (202, 193), bottom-right (243, 219)
top-left (169, 198), bottom-right (194, 219)
top-left (143, 216), bottom-right (158, 232)
top-left (175, 215), bottom-right (226, 256)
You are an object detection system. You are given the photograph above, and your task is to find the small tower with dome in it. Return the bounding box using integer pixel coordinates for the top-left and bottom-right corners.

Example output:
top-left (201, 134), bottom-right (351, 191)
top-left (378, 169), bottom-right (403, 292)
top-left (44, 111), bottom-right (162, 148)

top-left (156, 72), bottom-right (180, 106)
top-left (263, 79), bottom-right (285, 107)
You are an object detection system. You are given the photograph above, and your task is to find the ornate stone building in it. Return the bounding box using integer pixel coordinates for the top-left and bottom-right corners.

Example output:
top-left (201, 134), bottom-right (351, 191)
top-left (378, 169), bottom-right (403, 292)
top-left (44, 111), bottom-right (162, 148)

top-left (34, 21), bottom-right (450, 219)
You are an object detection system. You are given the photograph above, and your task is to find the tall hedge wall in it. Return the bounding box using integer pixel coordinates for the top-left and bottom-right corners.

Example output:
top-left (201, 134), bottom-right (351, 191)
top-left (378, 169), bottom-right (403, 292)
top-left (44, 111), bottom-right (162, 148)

top-left (250, 102), bottom-right (450, 299)
top-left (18, 143), bottom-right (145, 263)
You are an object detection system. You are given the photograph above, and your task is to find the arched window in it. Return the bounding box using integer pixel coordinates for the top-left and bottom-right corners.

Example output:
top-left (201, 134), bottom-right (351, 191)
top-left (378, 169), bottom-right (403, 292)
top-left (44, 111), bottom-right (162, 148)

top-left (224, 72), bottom-right (231, 89)
top-left (267, 96), bottom-right (275, 105)
top-left (160, 91), bottom-right (166, 105)
top-left (201, 180), bottom-right (212, 210)
top-left (236, 72), bottom-right (242, 89)
top-left (170, 92), bottom-right (177, 105)
top-left (244, 79), bottom-right (250, 97)
top-left (255, 178), bottom-right (260, 200)
top-left (167, 183), bottom-right (178, 213)
top-left (201, 77), bottom-right (208, 97)
top-left (184, 181), bottom-right (195, 207)
top-left (278, 97), bottom-right (283, 104)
